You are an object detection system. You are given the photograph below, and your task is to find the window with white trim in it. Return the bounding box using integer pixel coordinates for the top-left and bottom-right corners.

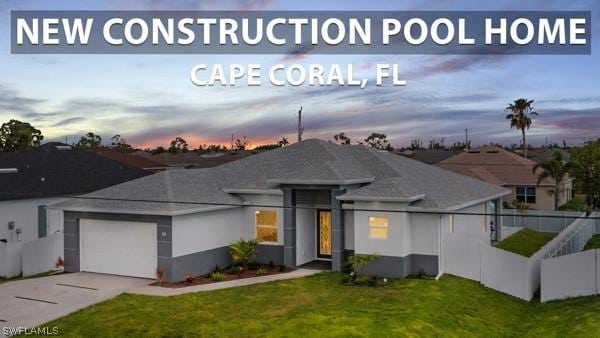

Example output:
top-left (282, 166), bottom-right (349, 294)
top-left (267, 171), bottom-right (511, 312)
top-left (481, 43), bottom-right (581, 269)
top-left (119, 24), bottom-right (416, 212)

top-left (255, 210), bottom-right (278, 243)
top-left (516, 186), bottom-right (536, 204)
top-left (369, 216), bottom-right (388, 239)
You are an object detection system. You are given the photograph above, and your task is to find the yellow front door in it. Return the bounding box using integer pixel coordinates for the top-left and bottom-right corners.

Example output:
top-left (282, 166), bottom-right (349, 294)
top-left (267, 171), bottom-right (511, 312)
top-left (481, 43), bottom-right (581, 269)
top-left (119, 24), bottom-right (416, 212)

top-left (318, 210), bottom-right (331, 258)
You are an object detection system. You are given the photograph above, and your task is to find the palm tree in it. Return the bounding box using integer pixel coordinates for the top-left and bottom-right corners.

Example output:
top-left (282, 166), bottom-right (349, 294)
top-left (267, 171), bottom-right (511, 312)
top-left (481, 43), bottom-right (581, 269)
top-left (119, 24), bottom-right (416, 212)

top-left (229, 239), bottom-right (259, 270)
top-left (533, 150), bottom-right (569, 210)
top-left (505, 98), bottom-right (538, 159)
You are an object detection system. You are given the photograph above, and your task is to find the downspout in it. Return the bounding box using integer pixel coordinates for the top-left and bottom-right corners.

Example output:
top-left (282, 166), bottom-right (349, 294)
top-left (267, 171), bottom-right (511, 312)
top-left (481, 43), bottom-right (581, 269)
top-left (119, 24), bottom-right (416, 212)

top-left (435, 215), bottom-right (444, 280)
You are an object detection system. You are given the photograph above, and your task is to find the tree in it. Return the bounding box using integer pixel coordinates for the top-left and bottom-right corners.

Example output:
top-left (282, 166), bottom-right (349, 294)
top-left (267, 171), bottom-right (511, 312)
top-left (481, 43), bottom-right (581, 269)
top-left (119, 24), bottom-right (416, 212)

top-left (150, 146), bottom-right (167, 155)
top-left (75, 132), bottom-right (101, 148)
top-left (278, 137), bottom-right (289, 147)
top-left (533, 149), bottom-right (569, 210)
top-left (410, 138), bottom-right (423, 150)
top-left (569, 139), bottom-right (600, 210)
top-left (229, 239), bottom-right (259, 270)
top-left (0, 119), bottom-right (44, 152)
top-left (428, 137), bottom-right (445, 150)
top-left (168, 137), bottom-right (188, 154)
top-left (110, 134), bottom-right (133, 152)
top-left (233, 136), bottom-right (249, 151)
top-left (333, 132), bottom-right (351, 145)
top-left (505, 98), bottom-right (538, 159)
top-left (364, 133), bottom-right (393, 151)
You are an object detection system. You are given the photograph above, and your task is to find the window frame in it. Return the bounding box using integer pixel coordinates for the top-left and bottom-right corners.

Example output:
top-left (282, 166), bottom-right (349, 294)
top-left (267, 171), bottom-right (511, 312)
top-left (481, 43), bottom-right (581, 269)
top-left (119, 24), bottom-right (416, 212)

top-left (254, 210), bottom-right (278, 244)
top-left (368, 216), bottom-right (389, 240)
top-left (516, 186), bottom-right (536, 204)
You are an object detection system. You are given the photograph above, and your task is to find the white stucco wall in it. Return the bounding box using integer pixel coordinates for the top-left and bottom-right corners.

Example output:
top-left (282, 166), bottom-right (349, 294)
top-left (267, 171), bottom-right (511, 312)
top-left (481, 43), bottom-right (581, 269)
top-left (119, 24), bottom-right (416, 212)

top-left (452, 203), bottom-right (489, 242)
top-left (353, 201), bottom-right (411, 257)
top-left (0, 198), bottom-right (64, 244)
top-left (171, 207), bottom-right (244, 257)
top-left (296, 207), bottom-right (316, 265)
top-left (409, 213), bottom-right (439, 256)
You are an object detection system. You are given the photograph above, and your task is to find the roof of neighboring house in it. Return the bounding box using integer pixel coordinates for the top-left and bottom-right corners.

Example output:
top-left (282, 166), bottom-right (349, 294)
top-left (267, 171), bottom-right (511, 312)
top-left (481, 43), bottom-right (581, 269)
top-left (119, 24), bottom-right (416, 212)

top-left (132, 150), bottom-right (257, 168)
top-left (437, 146), bottom-right (570, 187)
top-left (394, 149), bottom-right (459, 164)
top-left (0, 143), bottom-right (151, 201)
top-left (52, 139), bottom-right (509, 215)
top-left (83, 148), bottom-right (165, 170)
top-left (527, 147), bottom-right (571, 163)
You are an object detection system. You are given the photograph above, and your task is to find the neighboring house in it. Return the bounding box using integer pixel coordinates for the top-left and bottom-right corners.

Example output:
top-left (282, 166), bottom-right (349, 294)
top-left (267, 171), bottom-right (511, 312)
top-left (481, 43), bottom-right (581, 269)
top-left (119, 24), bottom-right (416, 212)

top-left (83, 148), bottom-right (166, 172)
top-left (133, 150), bottom-right (257, 168)
top-left (527, 147), bottom-right (571, 164)
top-left (437, 146), bottom-right (573, 210)
top-left (52, 139), bottom-right (509, 281)
top-left (394, 149), bottom-right (459, 164)
top-left (0, 143), bottom-right (151, 277)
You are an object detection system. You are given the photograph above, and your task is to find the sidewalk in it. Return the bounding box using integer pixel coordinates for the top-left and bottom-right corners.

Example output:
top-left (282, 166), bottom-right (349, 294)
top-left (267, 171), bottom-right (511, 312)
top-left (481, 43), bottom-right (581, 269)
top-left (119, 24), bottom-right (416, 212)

top-left (129, 269), bottom-right (322, 296)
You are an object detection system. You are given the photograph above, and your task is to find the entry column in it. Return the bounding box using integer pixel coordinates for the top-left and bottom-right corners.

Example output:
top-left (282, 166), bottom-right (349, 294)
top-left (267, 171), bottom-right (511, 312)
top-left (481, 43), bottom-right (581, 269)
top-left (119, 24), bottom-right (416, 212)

top-left (283, 188), bottom-right (296, 267)
top-left (331, 189), bottom-right (345, 271)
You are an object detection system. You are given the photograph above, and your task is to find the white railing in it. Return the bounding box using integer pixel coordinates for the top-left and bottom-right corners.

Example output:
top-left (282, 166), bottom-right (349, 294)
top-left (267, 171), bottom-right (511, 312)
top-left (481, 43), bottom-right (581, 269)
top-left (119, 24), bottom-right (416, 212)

top-left (502, 209), bottom-right (584, 233)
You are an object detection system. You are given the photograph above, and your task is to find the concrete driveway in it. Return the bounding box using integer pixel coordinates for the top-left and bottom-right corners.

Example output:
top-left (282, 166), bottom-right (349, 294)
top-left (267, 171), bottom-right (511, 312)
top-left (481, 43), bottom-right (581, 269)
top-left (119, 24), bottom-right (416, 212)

top-left (0, 273), bottom-right (150, 334)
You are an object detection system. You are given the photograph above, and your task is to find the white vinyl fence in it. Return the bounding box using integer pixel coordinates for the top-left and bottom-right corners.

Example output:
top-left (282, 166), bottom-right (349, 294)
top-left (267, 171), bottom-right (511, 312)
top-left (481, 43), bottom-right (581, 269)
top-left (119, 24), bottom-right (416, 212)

top-left (502, 210), bottom-right (584, 232)
top-left (540, 212), bottom-right (599, 302)
top-left (0, 241), bottom-right (23, 278)
top-left (22, 232), bottom-right (63, 277)
top-left (444, 212), bottom-right (595, 301)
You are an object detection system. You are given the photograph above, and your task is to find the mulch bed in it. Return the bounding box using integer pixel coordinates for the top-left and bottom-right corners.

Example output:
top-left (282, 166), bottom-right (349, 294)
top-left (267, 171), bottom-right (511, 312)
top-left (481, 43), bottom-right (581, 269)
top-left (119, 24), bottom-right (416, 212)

top-left (151, 265), bottom-right (296, 288)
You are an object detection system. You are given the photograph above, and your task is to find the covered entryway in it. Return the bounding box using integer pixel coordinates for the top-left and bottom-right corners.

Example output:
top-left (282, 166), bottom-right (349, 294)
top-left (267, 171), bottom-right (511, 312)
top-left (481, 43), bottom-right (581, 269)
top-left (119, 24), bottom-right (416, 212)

top-left (79, 219), bottom-right (157, 278)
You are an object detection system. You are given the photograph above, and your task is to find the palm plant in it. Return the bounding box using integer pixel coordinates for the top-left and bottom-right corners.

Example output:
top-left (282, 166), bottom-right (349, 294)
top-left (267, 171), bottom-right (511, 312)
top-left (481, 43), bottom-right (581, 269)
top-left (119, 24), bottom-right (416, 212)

top-left (348, 253), bottom-right (380, 276)
top-left (229, 239), bottom-right (259, 270)
top-left (505, 98), bottom-right (538, 159)
top-left (533, 150), bottom-right (569, 210)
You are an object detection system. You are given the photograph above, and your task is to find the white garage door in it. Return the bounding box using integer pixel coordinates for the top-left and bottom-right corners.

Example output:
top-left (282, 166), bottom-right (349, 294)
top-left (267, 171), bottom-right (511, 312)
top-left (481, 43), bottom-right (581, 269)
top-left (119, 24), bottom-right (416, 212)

top-left (80, 219), bottom-right (157, 279)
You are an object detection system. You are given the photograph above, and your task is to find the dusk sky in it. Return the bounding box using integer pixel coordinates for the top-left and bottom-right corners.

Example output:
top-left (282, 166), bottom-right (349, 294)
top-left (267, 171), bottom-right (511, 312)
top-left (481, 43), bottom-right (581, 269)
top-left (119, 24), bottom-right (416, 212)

top-left (1, 0), bottom-right (599, 149)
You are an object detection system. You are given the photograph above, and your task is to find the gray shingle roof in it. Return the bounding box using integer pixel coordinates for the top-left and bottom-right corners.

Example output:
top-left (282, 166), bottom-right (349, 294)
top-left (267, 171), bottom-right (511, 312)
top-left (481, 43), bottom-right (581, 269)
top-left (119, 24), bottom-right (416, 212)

top-left (52, 139), bottom-right (509, 214)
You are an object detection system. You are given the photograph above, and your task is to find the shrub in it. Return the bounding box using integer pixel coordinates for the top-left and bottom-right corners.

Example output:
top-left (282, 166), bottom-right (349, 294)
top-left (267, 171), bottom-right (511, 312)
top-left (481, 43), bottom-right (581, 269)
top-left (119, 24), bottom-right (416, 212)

top-left (210, 272), bottom-right (225, 281)
top-left (185, 274), bottom-right (194, 285)
top-left (229, 265), bottom-right (237, 274)
top-left (229, 239), bottom-right (259, 270)
top-left (155, 267), bottom-right (165, 286)
top-left (278, 264), bottom-right (286, 272)
top-left (213, 265), bottom-right (222, 273)
top-left (347, 253), bottom-right (380, 276)
top-left (256, 266), bottom-right (267, 276)
top-left (268, 261), bottom-right (275, 270)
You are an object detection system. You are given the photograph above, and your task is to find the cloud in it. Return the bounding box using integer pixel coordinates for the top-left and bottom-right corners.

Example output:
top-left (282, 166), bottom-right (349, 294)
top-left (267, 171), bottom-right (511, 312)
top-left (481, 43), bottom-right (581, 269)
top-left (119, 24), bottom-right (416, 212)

top-left (0, 84), bottom-right (45, 113)
top-left (50, 117), bottom-right (85, 127)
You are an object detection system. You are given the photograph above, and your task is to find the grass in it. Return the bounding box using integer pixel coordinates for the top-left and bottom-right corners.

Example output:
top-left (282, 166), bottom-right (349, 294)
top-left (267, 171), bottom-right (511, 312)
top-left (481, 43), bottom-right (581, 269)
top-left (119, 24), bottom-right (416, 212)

top-left (39, 272), bottom-right (600, 337)
top-left (495, 228), bottom-right (557, 257)
top-left (560, 194), bottom-right (588, 212)
top-left (584, 235), bottom-right (600, 250)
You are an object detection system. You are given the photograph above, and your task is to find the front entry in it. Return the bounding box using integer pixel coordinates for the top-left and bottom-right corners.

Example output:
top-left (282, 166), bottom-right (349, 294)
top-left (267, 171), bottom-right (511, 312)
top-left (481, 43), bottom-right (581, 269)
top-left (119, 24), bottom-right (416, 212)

top-left (317, 210), bottom-right (332, 259)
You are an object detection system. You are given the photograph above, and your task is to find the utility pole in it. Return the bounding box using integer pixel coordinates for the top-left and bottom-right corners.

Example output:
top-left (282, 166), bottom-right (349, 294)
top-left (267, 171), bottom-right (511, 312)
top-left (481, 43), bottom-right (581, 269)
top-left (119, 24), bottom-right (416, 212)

top-left (231, 133), bottom-right (234, 151)
top-left (465, 128), bottom-right (469, 149)
top-left (298, 106), bottom-right (304, 143)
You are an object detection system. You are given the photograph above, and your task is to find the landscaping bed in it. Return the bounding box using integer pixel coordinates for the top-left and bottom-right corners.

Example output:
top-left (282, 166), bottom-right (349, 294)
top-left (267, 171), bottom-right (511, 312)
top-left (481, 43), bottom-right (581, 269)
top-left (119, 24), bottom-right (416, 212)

top-left (495, 228), bottom-right (557, 257)
top-left (150, 264), bottom-right (295, 288)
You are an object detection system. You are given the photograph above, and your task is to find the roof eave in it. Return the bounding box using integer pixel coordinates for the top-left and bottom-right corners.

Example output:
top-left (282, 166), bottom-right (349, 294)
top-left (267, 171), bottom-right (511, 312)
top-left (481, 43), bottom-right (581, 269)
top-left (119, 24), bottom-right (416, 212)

top-left (267, 177), bottom-right (375, 185)
top-left (47, 204), bottom-right (241, 216)
top-left (222, 188), bottom-right (283, 195)
top-left (337, 193), bottom-right (426, 203)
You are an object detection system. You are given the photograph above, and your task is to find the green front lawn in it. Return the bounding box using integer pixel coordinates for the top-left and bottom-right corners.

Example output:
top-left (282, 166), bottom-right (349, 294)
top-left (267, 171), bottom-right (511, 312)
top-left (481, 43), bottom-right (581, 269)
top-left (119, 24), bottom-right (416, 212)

top-left (495, 228), bottom-right (557, 257)
top-left (584, 235), bottom-right (600, 250)
top-left (559, 194), bottom-right (588, 212)
top-left (42, 273), bottom-right (600, 337)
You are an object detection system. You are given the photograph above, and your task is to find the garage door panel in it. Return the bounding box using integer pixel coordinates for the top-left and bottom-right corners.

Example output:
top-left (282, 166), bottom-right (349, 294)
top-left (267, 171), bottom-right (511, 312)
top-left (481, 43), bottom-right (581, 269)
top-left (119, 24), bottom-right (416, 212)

top-left (80, 219), bottom-right (157, 279)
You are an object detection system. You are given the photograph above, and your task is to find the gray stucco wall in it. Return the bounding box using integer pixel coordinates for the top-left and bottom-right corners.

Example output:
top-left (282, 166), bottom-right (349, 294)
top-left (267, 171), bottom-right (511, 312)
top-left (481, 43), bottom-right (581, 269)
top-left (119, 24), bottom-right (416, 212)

top-left (362, 254), bottom-right (438, 278)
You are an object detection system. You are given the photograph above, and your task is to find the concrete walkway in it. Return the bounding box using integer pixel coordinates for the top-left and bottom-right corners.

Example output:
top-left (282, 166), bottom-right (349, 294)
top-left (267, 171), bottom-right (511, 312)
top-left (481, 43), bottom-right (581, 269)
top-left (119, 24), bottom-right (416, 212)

top-left (131, 268), bottom-right (322, 296)
top-left (0, 273), bottom-right (150, 336)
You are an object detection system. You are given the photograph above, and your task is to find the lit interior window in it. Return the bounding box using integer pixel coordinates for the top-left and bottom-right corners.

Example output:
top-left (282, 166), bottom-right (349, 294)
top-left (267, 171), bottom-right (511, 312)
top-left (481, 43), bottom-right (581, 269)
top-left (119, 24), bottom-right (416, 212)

top-left (255, 210), bottom-right (278, 243)
top-left (369, 216), bottom-right (388, 239)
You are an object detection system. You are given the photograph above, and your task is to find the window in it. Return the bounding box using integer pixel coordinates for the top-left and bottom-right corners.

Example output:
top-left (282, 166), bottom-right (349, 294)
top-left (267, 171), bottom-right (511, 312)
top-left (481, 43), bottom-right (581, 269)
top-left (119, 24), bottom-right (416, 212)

top-left (369, 216), bottom-right (388, 239)
top-left (516, 186), bottom-right (536, 204)
top-left (255, 210), bottom-right (278, 243)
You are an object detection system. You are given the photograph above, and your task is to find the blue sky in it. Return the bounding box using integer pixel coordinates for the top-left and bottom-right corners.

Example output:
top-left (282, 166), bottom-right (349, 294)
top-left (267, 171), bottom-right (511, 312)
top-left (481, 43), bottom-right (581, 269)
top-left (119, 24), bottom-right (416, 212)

top-left (0, 0), bottom-right (598, 149)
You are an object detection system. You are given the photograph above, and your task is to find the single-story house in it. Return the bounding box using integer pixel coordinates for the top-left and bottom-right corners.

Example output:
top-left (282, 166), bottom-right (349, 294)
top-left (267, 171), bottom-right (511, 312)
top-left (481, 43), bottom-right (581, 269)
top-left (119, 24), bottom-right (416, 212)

top-left (133, 149), bottom-right (258, 168)
top-left (437, 146), bottom-right (573, 210)
top-left (0, 143), bottom-right (151, 277)
top-left (83, 148), bottom-right (166, 172)
top-left (51, 139), bottom-right (510, 281)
